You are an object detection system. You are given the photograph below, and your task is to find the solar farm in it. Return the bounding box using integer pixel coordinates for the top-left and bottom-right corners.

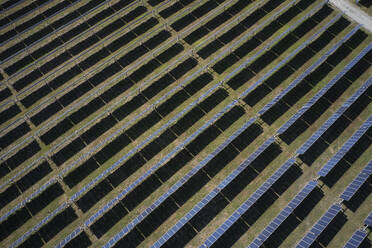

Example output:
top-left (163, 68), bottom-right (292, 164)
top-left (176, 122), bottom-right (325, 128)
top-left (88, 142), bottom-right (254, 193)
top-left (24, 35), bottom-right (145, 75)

top-left (0, 0), bottom-right (371, 247)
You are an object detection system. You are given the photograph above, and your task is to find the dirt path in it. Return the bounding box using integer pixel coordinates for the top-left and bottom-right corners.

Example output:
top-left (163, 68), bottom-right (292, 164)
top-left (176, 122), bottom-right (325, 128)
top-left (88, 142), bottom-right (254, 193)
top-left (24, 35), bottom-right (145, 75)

top-left (329, 0), bottom-right (372, 34)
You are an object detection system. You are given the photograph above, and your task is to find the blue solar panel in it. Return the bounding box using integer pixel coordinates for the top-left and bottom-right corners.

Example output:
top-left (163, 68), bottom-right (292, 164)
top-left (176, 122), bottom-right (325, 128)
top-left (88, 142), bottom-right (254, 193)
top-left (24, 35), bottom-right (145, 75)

top-left (318, 115), bottom-right (372, 177)
top-left (61, 98), bottom-right (254, 246)
top-left (276, 26), bottom-right (364, 135)
top-left (365, 212), bottom-right (372, 227)
top-left (240, 2), bottom-right (334, 101)
top-left (153, 136), bottom-right (278, 247)
top-left (247, 180), bottom-right (318, 248)
top-left (340, 159), bottom-right (372, 201)
top-left (199, 158), bottom-right (296, 248)
top-left (297, 203), bottom-right (342, 248)
top-left (344, 229), bottom-right (368, 248)
top-left (297, 63), bottom-right (372, 155)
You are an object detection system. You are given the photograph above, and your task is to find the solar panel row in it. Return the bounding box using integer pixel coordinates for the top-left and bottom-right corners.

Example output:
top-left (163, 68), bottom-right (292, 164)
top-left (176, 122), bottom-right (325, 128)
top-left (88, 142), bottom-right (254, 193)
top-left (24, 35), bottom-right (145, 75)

top-left (100, 4), bottom-right (339, 246)
top-left (1, 0), bottom-right (116, 64)
top-left (2, 2), bottom-right (274, 240)
top-left (248, 180), bottom-right (319, 248)
top-left (344, 229), bottom-right (368, 248)
top-left (57, 104), bottom-right (254, 247)
top-left (0, 178), bottom-right (57, 222)
top-left (318, 114), bottom-right (372, 177)
top-left (240, 9), bottom-right (340, 101)
top-left (10, 202), bottom-right (69, 248)
top-left (2, 48), bottom-right (195, 190)
top-left (197, 0), bottom-right (299, 60)
top-left (211, 0), bottom-right (302, 74)
top-left (213, 0), bottom-right (327, 77)
top-left (3, 4), bottom-right (340, 246)
top-left (0, 3), bottom-right (150, 132)
top-left (0, 0), bottom-right (238, 168)
top-left (101, 100), bottom-right (242, 248)
top-left (364, 212), bottom-right (372, 227)
top-left (0, 0), bottom-right (82, 45)
top-left (12, 79), bottom-right (230, 247)
top-left (296, 48), bottom-right (372, 155)
top-left (340, 159), bottom-right (372, 201)
top-left (276, 26), bottom-right (362, 135)
top-left (296, 203), bottom-right (342, 248)
top-left (53, 2), bottom-right (322, 240)
top-left (2, 1), bottom-right (371, 247)
top-left (0, 0), bottom-right (276, 207)
top-left (152, 136), bottom-right (277, 247)
top-left (199, 158), bottom-right (296, 248)
top-left (0, 0), bottom-right (284, 137)
top-left (0, 0), bottom-right (55, 31)
top-left (0, 0), bottom-right (25, 14)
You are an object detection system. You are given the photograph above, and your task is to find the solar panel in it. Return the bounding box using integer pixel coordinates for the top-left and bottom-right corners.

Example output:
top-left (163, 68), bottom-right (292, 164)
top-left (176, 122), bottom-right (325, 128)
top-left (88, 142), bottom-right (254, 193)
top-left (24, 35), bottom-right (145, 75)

top-left (2, 0), bottom-right (79, 44)
top-left (10, 202), bottom-right (69, 248)
top-left (56, 227), bottom-right (82, 248)
top-left (340, 159), bottom-right (372, 201)
top-left (8, 46), bottom-right (228, 248)
top-left (219, 0), bottom-right (311, 85)
top-left (100, 10), bottom-right (337, 247)
top-left (297, 58), bottom-right (372, 155)
top-left (9, 2), bottom-right (295, 244)
top-left (59, 103), bottom-right (254, 246)
top-left (262, 25), bottom-right (361, 119)
top-left (247, 180), bottom-right (318, 248)
top-left (0, 178), bottom-right (56, 222)
top-left (344, 229), bottom-right (368, 248)
top-left (239, 2), bottom-right (335, 101)
top-left (70, 82), bottom-right (226, 202)
top-left (200, 158), bottom-right (296, 248)
top-left (0, 0), bottom-right (322, 197)
top-left (67, 7), bottom-right (336, 244)
top-left (318, 115), bottom-right (372, 177)
top-left (3, 1), bottom-right (354, 248)
top-left (152, 136), bottom-right (277, 247)
top-left (276, 26), bottom-right (364, 135)
top-left (296, 203), bottom-right (342, 248)
top-left (102, 115), bottom-right (257, 248)
top-left (4, 0), bottom-right (251, 194)
top-left (365, 212), bottom-right (372, 226)
top-left (3, 0), bottom-right (115, 65)
top-left (0, 0), bottom-right (196, 156)
top-left (212, 0), bottom-right (311, 77)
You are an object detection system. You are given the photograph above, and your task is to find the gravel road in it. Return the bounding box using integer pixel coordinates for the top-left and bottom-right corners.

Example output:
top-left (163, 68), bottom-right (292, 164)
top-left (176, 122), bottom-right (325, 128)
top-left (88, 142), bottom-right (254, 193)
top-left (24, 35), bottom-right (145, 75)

top-left (329, 0), bottom-right (372, 33)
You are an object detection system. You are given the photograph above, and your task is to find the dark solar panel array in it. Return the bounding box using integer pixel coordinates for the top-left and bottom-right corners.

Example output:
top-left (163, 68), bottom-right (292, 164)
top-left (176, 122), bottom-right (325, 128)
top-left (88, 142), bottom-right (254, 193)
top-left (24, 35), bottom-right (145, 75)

top-left (1, 0), bottom-right (371, 247)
